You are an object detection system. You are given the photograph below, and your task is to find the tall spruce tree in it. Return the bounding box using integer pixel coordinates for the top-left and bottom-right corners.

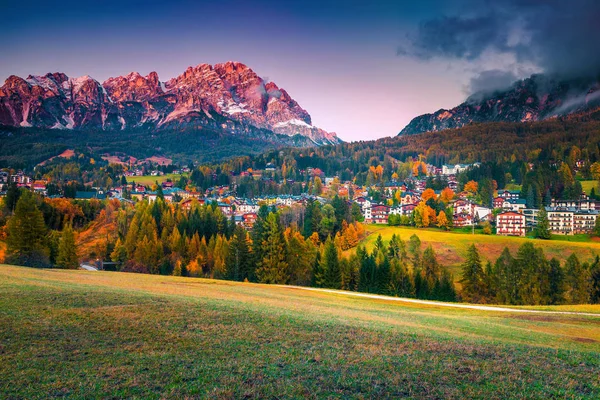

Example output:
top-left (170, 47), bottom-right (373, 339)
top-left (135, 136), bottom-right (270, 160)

top-left (6, 191), bottom-right (49, 267)
top-left (255, 213), bottom-right (288, 284)
top-left (460, 244), bottom-right (487, 302)
top-left (535, 206), bottom-right (551, 239)
top-left (319, 237), bottom-right (341, 289)
top-left (226, 225), bottom-right (251, 281)
top-left (548, 257), bottom-right (566, 305)
top-left (590, 256), bottom-right (600, 304)
top-left (564, 253), bottom-right (590, 304)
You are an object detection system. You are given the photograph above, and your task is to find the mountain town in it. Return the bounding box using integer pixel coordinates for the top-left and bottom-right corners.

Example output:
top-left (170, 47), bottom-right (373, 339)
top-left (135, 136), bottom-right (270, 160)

top-left (2, 1), bottom-right (600, 398)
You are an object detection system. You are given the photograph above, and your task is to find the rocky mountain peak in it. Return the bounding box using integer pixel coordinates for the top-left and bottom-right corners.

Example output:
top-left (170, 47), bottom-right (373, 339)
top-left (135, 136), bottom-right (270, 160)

top-left (399, 73), bottom-right (600, 136)
top-left (0, 62), bottom-right (340, 145)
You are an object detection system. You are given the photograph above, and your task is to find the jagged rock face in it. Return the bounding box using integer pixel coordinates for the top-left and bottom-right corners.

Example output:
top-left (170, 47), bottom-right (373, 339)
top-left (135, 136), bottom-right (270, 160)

top-left (0, 61), bottom-right (339, 145)
top-left (399, 74), bottom-right (600, 135)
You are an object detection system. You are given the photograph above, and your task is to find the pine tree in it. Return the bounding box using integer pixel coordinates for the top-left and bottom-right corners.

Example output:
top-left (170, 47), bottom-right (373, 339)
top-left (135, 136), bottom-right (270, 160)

top-left (408, 234), bottom-right (421, 268)
top-left (319, 237), bottom-right (341, 289)
top-left (436, 268), bottom-right (457, 302)
top-left (374, 234), bottom-right (384, 252)
top-left (564, 253), bottom-right (590, 304)
top-left (460, 244), bottom-right (486, 303)
top-left (4, 182), bottom-right (21, 213)
top-left (526, 186), bottom-right (535, 209)
top-left (255, 213), bottom-right (288, 284)
top-left (56, 222), bottom-right (78, 269)
top-left (6, 191), bottom-right (49, 266)
top-left (590, 256), bottom-right (600, 304)
top-left (494, 247), bottom-right (516, 304)
top-left (548, 257), bottom-right (566, 305)
top-left (422, 245), bottom-right (440, 296)
top-left (544, 189), bottom-right (552, 206)
top-left (535, 206), bottom-right (551, 239)
top-left (226, 225), bottom-right (251, 281)
top-left (594, 215), bottom-right (600, 237)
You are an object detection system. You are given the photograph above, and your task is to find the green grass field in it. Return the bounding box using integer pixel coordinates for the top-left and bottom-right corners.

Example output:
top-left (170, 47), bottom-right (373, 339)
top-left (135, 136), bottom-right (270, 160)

top-left (127, 173), bottom-right (187, 186)
top-left (356, 225), bottom-right (600, 279)
top-left (1, 265), bottom-right (599, 398)
top-left (581, 180), bottom-right (598, 195)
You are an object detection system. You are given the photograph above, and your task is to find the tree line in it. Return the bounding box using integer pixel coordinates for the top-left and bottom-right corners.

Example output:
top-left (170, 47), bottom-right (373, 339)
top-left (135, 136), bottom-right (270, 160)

top-left (3, 192), bottom-right (600, 305)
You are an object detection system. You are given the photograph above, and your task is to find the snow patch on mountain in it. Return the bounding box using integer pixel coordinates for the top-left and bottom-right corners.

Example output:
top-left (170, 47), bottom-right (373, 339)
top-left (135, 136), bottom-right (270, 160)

top-left (274, 119), bottom-right (313, 129)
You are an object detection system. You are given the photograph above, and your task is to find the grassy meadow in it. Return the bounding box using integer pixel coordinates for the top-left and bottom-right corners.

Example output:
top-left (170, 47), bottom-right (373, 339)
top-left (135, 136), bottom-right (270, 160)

top-left (580, 179), bottom-right (598, 195)
top-left (357, 225), bottom-right (600, 279)
top-left (127, 173), bottom-right (187, 186)
top-left (1, 265), bottom-right (599, 398)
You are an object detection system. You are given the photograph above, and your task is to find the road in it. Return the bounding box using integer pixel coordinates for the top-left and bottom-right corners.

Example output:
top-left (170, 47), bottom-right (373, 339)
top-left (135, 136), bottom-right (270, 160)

top-left (79, 263), bottom-right (98, 271)
top-left (283, 286), bottom-right (600, 317)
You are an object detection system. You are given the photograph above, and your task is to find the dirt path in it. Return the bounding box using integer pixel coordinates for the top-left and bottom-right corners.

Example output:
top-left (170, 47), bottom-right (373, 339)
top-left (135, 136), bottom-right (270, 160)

top-left (283, 286), bottom-right (600, 317)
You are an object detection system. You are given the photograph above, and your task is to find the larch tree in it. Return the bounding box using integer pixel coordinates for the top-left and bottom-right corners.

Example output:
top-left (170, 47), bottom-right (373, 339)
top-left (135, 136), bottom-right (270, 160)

top-left (436, 211), bottom-right (449, 230)
top-left (56, 222), bottom-right (78, 269)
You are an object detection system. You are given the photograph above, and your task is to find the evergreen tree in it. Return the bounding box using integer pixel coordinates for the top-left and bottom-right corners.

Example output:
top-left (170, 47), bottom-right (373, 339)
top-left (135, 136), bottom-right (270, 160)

top-left (4, 182), bottom-right (21, 213)
top-left (493, 247), bottom-right (516, 304)
top-left (590, 256), bottom-right (600, 304)
top-left (388, 259), bottom-right (414, 297)
top-left (251, 205), bottom-right (270, 268)
top-left (535, 206), bottom-right (551, 239)
top-left (56, 222), bottom-right (78, 269)
top-left (436, 268), bottom-right (457, 302)
top-left (548, 257), bottom-right (566, 305)
top-left (526, 186), bottom-right (535, 209)
top-left (460, 244), bottom-right (486, 303)
top-left (422, 245), bottom-right (440, 294)
top-left (255, 213), bottom-right (288, 284)
top-left (226, 225), bottom-right (251, 281)
top-left (6, 191), bottom-right (49, 267)
top-left (319, 237), bottom-right (341, 289)
top-left (594, 215), bottom-right (600, 237)
top-left (564, 253), bottom-right (590, 304)
top-left (408, 234), bottom-right (422, 268)
top-left (374, 234), bottom-right (384, 252)
top-left (544, 189), bottom-right (552, 206)
top-left (484, 260), bottom-right (496, 299)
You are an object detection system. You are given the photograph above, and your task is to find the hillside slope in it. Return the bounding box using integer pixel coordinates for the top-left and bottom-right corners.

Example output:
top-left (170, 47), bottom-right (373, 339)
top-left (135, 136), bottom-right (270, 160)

top-left (1, 265), bottom-right (599, 398)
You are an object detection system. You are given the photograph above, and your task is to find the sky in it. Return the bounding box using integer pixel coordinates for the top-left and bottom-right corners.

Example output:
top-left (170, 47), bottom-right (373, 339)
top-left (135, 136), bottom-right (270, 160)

top-left (1, 0), bottom-right (599, 141)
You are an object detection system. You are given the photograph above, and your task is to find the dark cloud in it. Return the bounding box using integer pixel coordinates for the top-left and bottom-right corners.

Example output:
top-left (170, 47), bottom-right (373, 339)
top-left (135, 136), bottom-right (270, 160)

top-left (399, 0), bottom-right (600, 84)
top-left (398, 14), bottom-right (509, 61)
top-left (467, 69), bottom-right (518, 98)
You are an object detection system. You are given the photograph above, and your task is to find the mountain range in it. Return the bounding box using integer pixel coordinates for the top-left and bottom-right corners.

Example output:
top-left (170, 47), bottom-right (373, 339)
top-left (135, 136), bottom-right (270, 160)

top-left (0, 61), bottom-right (339, 146)
top-left (399, 74), bottom-right (600, 135)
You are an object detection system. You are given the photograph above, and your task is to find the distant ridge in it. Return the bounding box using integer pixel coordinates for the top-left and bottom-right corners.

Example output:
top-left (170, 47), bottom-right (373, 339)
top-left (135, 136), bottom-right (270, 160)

top-left (399, 73), bottom-right (600, 135)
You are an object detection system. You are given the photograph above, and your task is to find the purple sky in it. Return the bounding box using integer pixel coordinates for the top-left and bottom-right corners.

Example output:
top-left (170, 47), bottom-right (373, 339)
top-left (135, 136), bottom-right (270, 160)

top-left (2, 0), bottom-right (589, 141)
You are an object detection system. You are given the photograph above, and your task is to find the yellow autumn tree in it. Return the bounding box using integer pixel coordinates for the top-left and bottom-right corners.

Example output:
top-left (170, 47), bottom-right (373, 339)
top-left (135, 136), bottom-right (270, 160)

top-left (464, 180), bottom-right (478, 195)
top-left (440, 187), bottom-right (455, 203)
top-left (437, 211), bottom-right (449, 230)
top-left (344, 223), bottom-right (359, 249)
top-left (414, 201), bottom-right (430, 228)
top-left (421, 188), bottom-right (437, 202)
